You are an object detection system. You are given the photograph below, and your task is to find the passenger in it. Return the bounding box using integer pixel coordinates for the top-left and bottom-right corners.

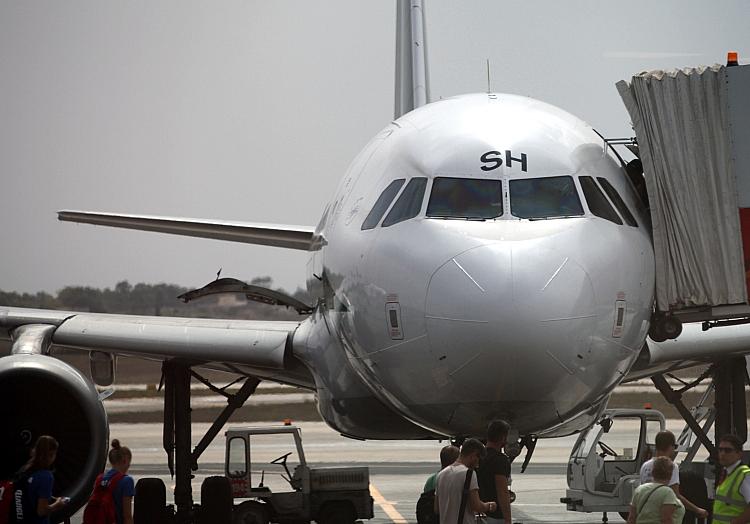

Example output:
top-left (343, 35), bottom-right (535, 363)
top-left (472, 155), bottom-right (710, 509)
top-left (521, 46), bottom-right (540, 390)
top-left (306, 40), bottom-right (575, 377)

top-left (640, 430), bottom-right (708, 519)
top-left (92, 439), bottom-right (135, 524)
top-left (15, 435), bottom-right (68, 524)
top-left (627, 456), bottom-right (684, 524)
top-left (435, 438), bottom-right (497, 524)
top-left (416, 445), bottom-right (460, 524)
top-left (477, 420), bottom-right (512, 524)
top-left (712, 434), bottom-right (750, 524)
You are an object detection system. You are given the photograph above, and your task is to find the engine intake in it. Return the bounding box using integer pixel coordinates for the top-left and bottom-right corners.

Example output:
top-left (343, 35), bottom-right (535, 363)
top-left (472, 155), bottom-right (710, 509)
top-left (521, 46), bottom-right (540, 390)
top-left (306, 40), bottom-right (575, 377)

top-left (0, 354), bottom-right (108, 523)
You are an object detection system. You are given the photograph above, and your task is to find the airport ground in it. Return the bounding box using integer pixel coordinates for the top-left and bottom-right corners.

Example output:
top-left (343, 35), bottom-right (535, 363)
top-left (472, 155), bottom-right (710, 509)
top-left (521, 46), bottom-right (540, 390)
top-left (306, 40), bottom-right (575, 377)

top-left (52, 352), bottom-right (721, 523)
top-left (62, 419), bottom-right (708, 524)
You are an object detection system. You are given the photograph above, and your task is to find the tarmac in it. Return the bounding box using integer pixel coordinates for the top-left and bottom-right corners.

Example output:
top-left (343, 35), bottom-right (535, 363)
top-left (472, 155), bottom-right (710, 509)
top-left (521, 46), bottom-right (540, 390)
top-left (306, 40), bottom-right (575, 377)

top-left (65, 418), bottom-right (706, 524)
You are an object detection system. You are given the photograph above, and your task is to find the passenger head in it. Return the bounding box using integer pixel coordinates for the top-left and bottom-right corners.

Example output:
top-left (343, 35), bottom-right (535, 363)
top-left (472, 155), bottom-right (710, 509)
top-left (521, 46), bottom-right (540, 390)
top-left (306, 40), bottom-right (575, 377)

top-left (718, 434), bottom-right (744, 467)
top-left (654, 431), bottom-right (676, 453)
top-left (109, 439), bottom-right (132, 471)
top-left (460, 438), bottom-right (486, 469)
top-left (487, 420), bottom-right (510, 445)
top-left (439, 445), bottom-right (460, 469)
top-left (26, 435), bottom-right (59, 471)
top-left (651, 456), bottom-right (674, 483)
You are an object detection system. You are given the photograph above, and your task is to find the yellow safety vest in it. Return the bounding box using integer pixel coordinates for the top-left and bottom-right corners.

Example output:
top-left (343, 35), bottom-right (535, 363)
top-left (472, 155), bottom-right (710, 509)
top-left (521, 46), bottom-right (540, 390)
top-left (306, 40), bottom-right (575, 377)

top-left (713, 464), bottom-right (750, 523)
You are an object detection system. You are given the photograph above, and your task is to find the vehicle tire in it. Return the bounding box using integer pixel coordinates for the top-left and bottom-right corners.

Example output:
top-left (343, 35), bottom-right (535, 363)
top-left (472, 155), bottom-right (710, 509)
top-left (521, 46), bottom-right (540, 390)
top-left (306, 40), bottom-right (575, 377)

top-left (316, 502), bottom-right (356, 524)
top-left (134, 477), bottom-right (168, 524)
top-left (233, 501), bottom-right (270, 524)
top-left (680, 470), bottom-right (709, 524)
top-left (200, 476), bottom-right (233, 524)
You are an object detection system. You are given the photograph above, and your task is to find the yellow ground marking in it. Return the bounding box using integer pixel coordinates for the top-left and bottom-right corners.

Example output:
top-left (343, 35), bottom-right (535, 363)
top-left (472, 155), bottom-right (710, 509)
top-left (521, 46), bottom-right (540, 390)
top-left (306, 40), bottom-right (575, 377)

top-left (370, 483), bottom-right (408, 524)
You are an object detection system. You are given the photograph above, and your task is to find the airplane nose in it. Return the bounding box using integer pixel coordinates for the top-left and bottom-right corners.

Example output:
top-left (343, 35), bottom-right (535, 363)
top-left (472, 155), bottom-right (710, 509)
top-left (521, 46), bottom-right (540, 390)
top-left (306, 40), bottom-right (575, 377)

top-left (424, 242), bottom-right (597, 411)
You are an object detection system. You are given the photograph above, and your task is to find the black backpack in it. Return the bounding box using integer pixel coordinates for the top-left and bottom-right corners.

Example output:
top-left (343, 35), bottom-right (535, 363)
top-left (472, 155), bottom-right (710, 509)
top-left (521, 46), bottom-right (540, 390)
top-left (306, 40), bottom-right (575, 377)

top-left (416, 489), bottom-right (438, 524)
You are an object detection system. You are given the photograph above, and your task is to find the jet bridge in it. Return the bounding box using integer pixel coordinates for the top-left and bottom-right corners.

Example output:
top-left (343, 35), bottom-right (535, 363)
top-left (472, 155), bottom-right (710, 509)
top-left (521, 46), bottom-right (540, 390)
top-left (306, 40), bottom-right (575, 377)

top-left (617, 60), bottom-right (750, 338)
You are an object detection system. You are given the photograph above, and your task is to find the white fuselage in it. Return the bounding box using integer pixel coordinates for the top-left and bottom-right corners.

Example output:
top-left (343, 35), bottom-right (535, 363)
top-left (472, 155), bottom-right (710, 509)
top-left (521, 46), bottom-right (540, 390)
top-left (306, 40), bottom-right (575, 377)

top-left (298, 93), bottom-right (655, 438)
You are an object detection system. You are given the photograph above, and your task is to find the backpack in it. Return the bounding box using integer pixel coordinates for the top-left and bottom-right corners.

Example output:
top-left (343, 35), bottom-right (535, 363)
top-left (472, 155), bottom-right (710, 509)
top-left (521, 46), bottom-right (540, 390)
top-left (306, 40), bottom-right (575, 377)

top-left (82, 471), bottom-right (125, 524)
top-left (5, 471), bottom-right (32, 524)
top-left (416, 489), bottom-right (439, 524)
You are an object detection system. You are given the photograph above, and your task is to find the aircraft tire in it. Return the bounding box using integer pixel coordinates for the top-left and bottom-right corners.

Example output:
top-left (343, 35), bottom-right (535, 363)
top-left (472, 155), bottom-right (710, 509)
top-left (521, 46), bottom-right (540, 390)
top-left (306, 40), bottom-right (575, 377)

top-left (200, 476), bottom-right (233, 524)
top-left (134, 477), bottom-right (168, 524)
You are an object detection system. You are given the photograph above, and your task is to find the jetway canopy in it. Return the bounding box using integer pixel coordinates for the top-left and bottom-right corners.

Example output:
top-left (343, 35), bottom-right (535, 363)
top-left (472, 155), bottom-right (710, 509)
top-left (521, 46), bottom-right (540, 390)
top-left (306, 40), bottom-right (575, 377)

top-left (617, 64), bottom-right (750, 316)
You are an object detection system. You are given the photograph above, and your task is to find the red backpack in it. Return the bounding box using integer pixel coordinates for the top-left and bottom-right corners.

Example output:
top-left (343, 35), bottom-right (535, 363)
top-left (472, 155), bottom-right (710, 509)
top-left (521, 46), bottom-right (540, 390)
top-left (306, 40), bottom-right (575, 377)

top-left (82, 471), bottom-right (125, 524)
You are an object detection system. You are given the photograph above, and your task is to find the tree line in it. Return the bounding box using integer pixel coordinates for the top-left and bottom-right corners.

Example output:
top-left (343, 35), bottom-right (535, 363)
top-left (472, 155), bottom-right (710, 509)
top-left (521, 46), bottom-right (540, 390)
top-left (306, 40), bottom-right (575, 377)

top-left (0, 277), bottom-right (311, 321)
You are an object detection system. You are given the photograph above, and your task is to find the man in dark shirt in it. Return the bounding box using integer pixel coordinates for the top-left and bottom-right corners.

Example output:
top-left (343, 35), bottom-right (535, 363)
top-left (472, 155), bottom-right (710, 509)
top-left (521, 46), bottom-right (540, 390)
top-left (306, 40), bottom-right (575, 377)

top-left (477, 420), bottom-right (512, 523)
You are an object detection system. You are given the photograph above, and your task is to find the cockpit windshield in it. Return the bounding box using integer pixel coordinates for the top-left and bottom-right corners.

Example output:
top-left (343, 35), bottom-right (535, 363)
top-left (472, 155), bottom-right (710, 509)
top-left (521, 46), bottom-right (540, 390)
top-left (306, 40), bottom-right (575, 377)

top-left (426, 177), bottom-right (503, 220)
top-left (509, 176), bottom-right (583, 219)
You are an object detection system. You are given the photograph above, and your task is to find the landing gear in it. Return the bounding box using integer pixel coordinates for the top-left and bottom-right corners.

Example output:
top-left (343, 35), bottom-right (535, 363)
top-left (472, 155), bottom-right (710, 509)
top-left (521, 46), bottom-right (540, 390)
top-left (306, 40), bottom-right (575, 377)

top-left (155, 360), bottom-right (261, 524)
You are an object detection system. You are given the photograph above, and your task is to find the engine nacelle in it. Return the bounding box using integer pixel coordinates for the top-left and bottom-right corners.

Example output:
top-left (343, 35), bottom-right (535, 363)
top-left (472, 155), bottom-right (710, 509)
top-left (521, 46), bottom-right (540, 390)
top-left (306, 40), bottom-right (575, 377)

top-left (0, 354), bottom-right (108, 523)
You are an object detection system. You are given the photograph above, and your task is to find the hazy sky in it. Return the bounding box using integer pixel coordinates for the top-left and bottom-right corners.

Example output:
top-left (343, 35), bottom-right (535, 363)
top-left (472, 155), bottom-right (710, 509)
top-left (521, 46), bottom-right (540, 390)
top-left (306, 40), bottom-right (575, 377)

top-left (1, 1), bottom-right (747, 295)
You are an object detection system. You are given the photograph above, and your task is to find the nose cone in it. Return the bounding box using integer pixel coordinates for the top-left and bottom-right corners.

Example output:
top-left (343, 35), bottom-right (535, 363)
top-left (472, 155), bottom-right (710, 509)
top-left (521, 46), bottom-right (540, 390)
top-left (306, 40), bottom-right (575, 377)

top-left (424, 242), bottom-right (597, 431)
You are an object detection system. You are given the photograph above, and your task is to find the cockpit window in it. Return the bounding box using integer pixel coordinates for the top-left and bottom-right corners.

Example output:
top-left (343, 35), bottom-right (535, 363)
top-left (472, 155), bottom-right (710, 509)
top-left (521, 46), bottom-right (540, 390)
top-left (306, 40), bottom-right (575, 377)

top-left (509, 176), bottom-right (584, 219)
top-left (579, 176), bottom-right (623, 225)
top-left (382, 177), bottom-right (428, 227)
top-left (426, 177), bottom-right (503, 220)
top-left (361, 179), bottom-right (405, 230)
top-left (597, 177), bottom-right (638, 227)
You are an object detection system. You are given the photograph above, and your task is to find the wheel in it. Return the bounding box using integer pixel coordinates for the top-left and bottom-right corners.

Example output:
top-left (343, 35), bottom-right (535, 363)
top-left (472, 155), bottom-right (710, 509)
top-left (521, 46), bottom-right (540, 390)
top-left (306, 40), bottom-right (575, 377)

top-left (199, 476), bottom-right (233, 524)
top-left (233, 501), bottom-right (270, 524)
top-left (316, 502), bottom-right (356, 524)
top-left (134, 477), bottom-right (168, 524)
top-left (649, 320), bottom-right (668, 343)
top-left (679, 470), bottom-right (708, 524)
top-left (663, 316), bottom-right (683, 339)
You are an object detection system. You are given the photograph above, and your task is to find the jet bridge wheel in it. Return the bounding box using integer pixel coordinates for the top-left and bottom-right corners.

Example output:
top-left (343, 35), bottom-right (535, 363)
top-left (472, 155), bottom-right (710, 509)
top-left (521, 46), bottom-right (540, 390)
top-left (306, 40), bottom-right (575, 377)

top-left (649, 314), bottom-right (682, 342)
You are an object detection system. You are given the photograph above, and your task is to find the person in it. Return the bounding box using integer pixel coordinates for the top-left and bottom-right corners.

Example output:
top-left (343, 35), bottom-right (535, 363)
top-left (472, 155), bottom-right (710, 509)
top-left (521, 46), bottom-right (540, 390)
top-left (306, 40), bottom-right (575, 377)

top-left (712, 434), bottom-right (750, 524)
top-left (425, 445), bottom-right (461, 493)
top-left (16, 435), bottom-right (68, 524)
top-left (627, 456), bottom-right (684, 524)
top-left (417, 445), bottom-right (460, 524)
top-left (477, 420), bottom-right (512, 524)
top-left (98, 439), bottom-right (135, 524)
top-left (435, 439), bottom-right (497, 524)
top-left (640, 430), bottom-right (708, 519)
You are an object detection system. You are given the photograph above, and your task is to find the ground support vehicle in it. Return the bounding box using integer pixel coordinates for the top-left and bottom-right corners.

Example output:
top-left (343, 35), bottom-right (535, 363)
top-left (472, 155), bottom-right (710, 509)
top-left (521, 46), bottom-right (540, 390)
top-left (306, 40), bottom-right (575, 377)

top-left (225, 425), bottom-right (373, 524)
top-left (560, 409), bottom-right (712, 523)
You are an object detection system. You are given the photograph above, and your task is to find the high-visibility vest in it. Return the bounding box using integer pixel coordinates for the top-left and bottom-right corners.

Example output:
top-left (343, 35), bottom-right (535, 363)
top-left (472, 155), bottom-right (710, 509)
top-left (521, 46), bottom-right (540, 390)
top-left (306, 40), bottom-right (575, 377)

top-left (712, 464), bottom-right (750, 523)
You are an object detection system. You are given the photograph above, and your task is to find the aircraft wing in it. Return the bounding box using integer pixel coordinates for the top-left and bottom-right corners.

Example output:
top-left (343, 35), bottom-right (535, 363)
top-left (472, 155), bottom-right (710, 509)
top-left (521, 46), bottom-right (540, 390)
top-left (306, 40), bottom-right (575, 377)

top-left (58, 210), bottom-right (315, 250)
top-left (0, 306), bottom-right (314, 388)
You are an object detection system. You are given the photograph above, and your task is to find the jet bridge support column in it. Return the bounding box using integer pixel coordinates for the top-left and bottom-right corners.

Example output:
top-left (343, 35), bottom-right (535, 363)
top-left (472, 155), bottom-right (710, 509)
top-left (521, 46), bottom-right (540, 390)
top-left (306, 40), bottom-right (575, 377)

top-left (713, 358), bottom-right (747, 443)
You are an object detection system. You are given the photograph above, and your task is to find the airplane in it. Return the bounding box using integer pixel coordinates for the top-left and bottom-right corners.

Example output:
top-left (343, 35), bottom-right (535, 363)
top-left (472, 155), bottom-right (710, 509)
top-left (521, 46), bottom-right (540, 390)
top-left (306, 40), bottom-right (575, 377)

top-left (1, 1), bottom-right (748, 522)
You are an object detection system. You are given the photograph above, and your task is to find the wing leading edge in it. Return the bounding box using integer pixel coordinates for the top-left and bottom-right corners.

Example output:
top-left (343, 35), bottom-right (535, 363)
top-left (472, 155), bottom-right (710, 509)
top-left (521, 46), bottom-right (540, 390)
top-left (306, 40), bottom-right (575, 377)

top-left (58, 210), bottom-right (315, 251)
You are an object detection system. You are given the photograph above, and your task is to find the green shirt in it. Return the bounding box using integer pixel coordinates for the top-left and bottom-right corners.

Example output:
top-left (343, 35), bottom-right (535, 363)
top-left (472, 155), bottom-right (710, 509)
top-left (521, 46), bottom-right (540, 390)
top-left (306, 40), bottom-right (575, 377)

top-left (631, 483), bottom-right (685, 524)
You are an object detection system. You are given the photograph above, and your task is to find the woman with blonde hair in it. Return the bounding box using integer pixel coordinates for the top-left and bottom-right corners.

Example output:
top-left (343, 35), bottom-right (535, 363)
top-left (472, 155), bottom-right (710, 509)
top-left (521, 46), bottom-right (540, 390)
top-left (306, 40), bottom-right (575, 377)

top-left (627, 456), bottom-right (685, 524)
top-left (85, 439), bottom-right (135, 524)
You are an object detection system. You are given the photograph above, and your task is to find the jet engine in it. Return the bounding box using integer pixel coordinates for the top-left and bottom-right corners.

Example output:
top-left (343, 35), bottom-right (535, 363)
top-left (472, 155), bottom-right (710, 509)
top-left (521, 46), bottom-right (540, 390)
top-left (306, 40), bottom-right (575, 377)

top-left (0, 354), bottom-right (108, 523)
